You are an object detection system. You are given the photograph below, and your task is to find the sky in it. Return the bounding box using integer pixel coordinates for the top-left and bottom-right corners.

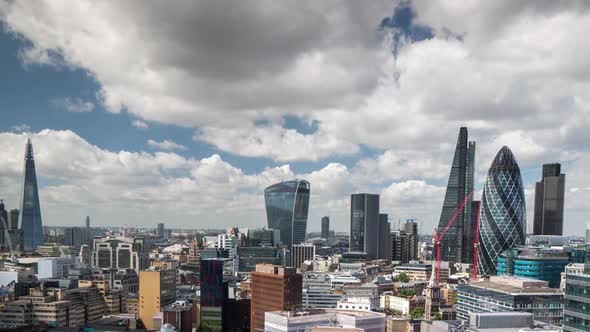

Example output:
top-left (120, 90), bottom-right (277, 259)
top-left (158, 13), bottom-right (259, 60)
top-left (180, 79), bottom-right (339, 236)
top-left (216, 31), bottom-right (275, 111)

top-left (0, 1), bottom-right (589, 234)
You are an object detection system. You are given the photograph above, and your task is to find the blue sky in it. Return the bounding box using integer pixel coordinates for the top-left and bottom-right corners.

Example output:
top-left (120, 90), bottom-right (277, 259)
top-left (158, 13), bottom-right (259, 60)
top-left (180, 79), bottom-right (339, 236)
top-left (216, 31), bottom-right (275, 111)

top-left (0, 1), bottom-right (589, 234)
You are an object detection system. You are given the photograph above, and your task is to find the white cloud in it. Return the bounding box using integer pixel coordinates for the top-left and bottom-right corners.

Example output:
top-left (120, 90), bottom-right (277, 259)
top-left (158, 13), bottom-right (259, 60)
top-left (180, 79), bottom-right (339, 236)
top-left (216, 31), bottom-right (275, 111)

top-left (51, 97), bottom-right (95, 113)
top-left (147, 139), bottom-right (186, 151)
top-left (131, 120), bottom-right (148, 129)
top-left (11, 124), bottom-right (31, 133)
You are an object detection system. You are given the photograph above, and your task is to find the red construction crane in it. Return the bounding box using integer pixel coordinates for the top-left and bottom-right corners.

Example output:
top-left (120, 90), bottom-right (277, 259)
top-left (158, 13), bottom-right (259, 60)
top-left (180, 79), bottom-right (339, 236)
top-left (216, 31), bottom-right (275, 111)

top-left (472, 201), bottom-right (482, 280)
top-left (433, 190), bottom-right (475, 284)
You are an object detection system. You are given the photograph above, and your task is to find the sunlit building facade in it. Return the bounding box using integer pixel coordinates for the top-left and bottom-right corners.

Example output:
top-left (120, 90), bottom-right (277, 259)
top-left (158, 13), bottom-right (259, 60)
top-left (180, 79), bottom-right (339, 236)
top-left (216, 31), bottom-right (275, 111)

top-left (479, 146), bottom-right (526, 276)
top-left (264, 180), bottom-right (310, 248)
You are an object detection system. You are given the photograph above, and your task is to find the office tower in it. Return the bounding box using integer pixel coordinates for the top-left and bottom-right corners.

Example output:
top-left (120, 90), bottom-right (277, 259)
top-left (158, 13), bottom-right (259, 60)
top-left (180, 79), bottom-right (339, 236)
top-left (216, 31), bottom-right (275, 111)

top-left (587, 222), bottom-right (590, 243)
top-left (200, 259), bottom-right (229, 331)
top-left (462, 200), bottom-right (481, 264)
top-left (404, 220), bottom-right (419, 261)
top-left (251, 264), bottom-right (302, 331)
top-left (92, 237), bottom-right (148, 274)
top-left (436, 127), bottom-right (475, 264)
top-left (139, 268), bottom-right (176, 330)
top-left (350, 193), bottom-right (380, 259)
top-left (64, 227), bottom-right (85, 247)
top-left (264, 180), bottom-right (310, 249)
top-left (563, 245), bottom-right (590, 332)
top-left (497, 247), bottom-right (569, 288)
top-left (18, 139), bottom-right (44, 251)
top-left (290, 243), bottom-right (315, 268)
top-left (533, 163), bottom-right (566, 236)
top-left (0, 200), bottom-right (6, 247)
top-left (157, 223), bottom-right (165, 238)
top-left (457, 276), bottom-right (564, 325)
top-left (85, 216), bottom-right (90, 228)
top-left (79, 244), bottom-right (91, 267)
top-left (248, 228), bottom-right (280, 247)
top-left (391, 230), bottom-right (418, 264)
top-left (378, 214), bottom-right (391, 261)
top-left (479, 146), bottom-right (526, 276)
top-left (237, 247), bottom-right (279, 272)
top-left (321, 216), bottom-right (330, 239)
top-left (8, 209), bottom-right (19, 230)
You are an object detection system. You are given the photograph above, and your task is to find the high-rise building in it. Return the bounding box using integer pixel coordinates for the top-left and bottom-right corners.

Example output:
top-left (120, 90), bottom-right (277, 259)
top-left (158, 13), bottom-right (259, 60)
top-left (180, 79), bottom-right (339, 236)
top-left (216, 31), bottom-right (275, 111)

top-left (64, 227), bottom-right (86, 247)
top-left (8, 209), bottom-right (19, 230)
top-left (18, 139), bottom-right (44, 251)
top-left (391, 230), bottom-right (417, 263)
top-left (563, 245), bottom-right (590, 332)
top-left (587, 222), bottom-right (590, 243)
top-left (264, 180), bottom-right (310, 249)
top-left (350, 193), bottom-right (380, 259)
top-left (85, 216), bottom-right (90, 229)
top-left (139, 268), bottom-right (176, 330)
top-left (436, 127), bottom-right (475, 264)
top-left (479, 146), bottom-right (526, 276)
top-left (290, 243), bottom-right (315, 268)
top-left (321, 216), bottom-right (330, 239)
top-left (200, 259), bottom-right (229, 331)
top-left (404, 220), bottom-right (419, 261)
top-left (463, 201), bottom-right (481, 264)
top-left (378, 214), bottom-right (391, 261)
top-left (0, 200), bottom-right (7, 248)
top-left (92, 237), bottom-right (148, 273)
top-left (251, 264), bottom-right (302, 331)
top-left (533, 163), bottom-right (566, 236)
top-left (157, 223), bottom-right (165, 238)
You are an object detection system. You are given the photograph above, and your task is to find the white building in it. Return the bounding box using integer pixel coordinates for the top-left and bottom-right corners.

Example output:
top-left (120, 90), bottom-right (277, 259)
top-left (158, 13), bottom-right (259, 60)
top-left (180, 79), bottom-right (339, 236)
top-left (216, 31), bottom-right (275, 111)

top-left (0, 268), bottom-right (35, 287)
top-left (380, 294), bottom-right (411, 315)
top-left (560, 263), bottom-right (584, 291)
top-left (37, 257), bottom-right (76, 279)
top-left (264, 309), bottom-right (385, 332)
top-left (337, 297), bottom-right (379, 312)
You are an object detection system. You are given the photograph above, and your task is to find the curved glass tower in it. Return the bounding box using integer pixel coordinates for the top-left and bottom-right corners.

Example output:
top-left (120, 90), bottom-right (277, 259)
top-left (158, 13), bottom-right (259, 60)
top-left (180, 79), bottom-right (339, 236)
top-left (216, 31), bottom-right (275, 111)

top-left (478, 146), bottom-right (526, 275)
top-left (264, 180), bottom-right (310, 248)
top-left (18, 139), bottom-right (44, 251)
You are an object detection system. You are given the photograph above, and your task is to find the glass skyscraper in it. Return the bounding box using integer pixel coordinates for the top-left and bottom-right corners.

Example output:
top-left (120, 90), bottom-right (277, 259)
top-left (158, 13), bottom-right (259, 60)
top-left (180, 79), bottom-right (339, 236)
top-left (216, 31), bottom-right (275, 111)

top-left (264, 180), bottom-right (310, 248)
top-left (349, 193), bottom-right (380, 259)
top-left (533, 163), bottom-right (565, 236)
top-left (436, 127), bottom-right (475, 263)
top-left (18, 139), bottom-right (44, 251)
top-left (478, 146), bottom-right (526, 276)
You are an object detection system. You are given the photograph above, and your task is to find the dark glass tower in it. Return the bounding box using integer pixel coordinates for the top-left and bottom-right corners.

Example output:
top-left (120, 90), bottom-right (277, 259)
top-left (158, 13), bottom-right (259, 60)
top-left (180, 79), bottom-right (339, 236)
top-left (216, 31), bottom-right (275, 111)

top-left (321, 216), bottom-right (330, 239)
top-left (478, 146), bottom-right (526, 276)
top-left (533, 163), bottom-right (565, 236)
top-left (18, 139), bottom-right (44, 251)
top-left (350, 193), bottom-right (380, 259)
top-left (436, 127), bottom-right (475, 263)
top-left (264, 180), bottom-right (310, 248)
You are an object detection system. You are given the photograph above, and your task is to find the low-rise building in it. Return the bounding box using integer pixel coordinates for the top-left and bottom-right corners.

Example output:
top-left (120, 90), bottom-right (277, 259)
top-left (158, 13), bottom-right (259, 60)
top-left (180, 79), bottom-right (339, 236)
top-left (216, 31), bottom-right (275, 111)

top-left (457, 276), bottom-right (563, 325)
top-left (264, 309), bottom-right (386, 332)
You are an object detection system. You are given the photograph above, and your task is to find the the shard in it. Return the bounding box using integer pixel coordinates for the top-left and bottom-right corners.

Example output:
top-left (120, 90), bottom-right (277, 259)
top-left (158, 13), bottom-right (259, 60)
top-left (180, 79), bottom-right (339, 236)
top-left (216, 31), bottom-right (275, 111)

top-left (436, 127), bottom-right (475, 264)
top-left (478, 146), bottom-right (526, 275)
top-left (18, 139), bottom-right (44, 251)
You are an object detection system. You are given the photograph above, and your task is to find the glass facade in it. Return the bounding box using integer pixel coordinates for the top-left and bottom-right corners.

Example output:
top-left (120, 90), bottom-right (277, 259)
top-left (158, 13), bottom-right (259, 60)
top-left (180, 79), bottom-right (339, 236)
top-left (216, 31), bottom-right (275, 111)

top-left (497, 247), bottom-right (570, 288)
top-left (436, 127), bottom-right (475, 264)
top-left (18, 139), bottom-right (44, 251)
top-left (533, 163), bottom-right (565, 236)
top-left (264, 180), bottom-right (310, 248)
top-left (350, 193), bottom-right (380, 259)
top-left (564, 246), bottom-right (590, 332)
top-left (479, 146), bottom-right (526, 276)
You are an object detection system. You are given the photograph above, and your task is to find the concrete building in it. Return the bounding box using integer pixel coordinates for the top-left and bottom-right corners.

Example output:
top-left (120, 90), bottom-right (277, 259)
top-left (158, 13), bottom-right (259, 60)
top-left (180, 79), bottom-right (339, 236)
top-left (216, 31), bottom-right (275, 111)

top-left (394, 264), bottom-right (433, 282)
top-left (421, 312), bottom-right (560, 332)
top-left (563, 246), bottom-right (590, 332)
top-left (381, 294), bottom-right (424, 316)
top-left (162, 300), bottom-right (193, 332)
top-left (337, 297), bottom-right (379, 312)
top-left (302, 272), bottom-right (345, 309)
top-left (37, 257), bottom-right (77, 279)
top-left (264, 309), bottom-right (386, 332)
top-left (139, 268), bottom-right (176, 330)
top-left (457, 276), bottom-right (564, 325)
top-left (251, 264), bottom-right (302, 332)
top-left (321, 216), bottom-right (330, 240)
top-left (92, 237), bottom-right (148, 274)
top-left (0, 268), bottom-right (35, 287)
top-left (291, 243), bottom-right (315, 268)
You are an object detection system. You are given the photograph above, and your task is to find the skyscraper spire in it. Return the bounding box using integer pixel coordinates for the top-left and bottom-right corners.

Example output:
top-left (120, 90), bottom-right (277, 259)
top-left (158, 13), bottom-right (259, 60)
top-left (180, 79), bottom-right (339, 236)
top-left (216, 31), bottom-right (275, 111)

top-left (18, 138), bottom-right (44, 251)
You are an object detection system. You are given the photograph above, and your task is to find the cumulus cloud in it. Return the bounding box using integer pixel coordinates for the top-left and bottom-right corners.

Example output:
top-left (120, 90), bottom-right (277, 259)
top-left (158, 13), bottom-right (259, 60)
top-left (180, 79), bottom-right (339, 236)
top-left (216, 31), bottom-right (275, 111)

top-left (1, 1), bottom-right (589, 232)
top-left (11, 124), bottom-right (31, 133)
top-left (50, 97), bottom-right (95, 113)
top-left (131, 120), bottom-right (148, 129)
top-left (147, 139), bottom-right (187, 151)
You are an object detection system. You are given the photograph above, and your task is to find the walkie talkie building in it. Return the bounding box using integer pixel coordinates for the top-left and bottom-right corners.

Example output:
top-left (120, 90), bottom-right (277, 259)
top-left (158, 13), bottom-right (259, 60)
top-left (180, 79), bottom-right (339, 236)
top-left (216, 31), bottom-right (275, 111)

top-left (478, 146), bottom-right (526, 276)
top-left (264, 179), bottom-right (310, 248)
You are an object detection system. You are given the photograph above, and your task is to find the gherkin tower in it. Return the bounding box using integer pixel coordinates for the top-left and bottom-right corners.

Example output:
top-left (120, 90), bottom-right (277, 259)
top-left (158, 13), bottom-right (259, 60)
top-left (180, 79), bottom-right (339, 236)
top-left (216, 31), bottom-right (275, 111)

top-left (18, 139), bottom-right (44, 251)
top-left (478, 146), bottom-right (526, 275)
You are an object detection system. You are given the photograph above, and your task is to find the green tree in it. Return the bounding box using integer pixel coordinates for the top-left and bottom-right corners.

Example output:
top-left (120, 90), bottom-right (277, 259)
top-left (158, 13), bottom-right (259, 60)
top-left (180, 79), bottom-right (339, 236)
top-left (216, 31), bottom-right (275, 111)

top-left (433, 312), bottom-right (443, 320)
top-left (410, 307), bottom-right (425, 319)
top-left (397, 272), bottom-right (410, 283)
top-left (400, 289), bottom-right (415, 298)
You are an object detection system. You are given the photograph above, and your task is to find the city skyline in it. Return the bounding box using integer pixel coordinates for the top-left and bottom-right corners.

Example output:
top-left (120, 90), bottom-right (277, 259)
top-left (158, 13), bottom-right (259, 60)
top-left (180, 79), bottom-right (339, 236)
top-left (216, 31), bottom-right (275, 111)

top-left (0, 2), bottom-right (589, 234)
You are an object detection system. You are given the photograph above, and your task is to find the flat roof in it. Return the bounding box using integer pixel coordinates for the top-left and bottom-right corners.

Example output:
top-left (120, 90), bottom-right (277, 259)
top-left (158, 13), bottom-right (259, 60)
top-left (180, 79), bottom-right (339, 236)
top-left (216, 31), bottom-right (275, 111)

top-left (465, 280), bottom-right (562, 295)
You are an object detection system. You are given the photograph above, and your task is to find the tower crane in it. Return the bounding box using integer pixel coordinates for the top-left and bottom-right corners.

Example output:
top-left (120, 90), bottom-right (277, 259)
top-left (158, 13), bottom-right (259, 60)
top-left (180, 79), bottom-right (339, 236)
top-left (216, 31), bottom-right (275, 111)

top-left (433, 190), bottom-right (474, 284)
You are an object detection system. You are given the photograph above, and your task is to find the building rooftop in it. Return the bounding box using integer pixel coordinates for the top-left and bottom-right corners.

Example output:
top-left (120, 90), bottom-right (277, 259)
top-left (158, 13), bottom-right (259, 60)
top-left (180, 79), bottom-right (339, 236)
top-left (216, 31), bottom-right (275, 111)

top-left (271, 308), bottom-right (384, 318)
top-left (467, 276), bottom-right (562, 295)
